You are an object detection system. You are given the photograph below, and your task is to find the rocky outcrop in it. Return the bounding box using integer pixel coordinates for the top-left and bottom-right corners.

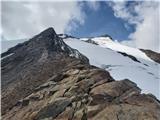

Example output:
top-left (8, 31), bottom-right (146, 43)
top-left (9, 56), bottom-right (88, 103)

top-left (85, 39), bottom-right (98, 45)
top-left (118, 51), bottom-right (141, 63)
top-left (1, 27), bottom-right (89, 115)
top-left (99, 34), bottom-right (113, 40)
top-left (140, 49), bottom-right (160, 64)
top-left (2, 62), bottom-right (160, 120)
top-left (58, 34), bottom-right (79, 39)
top-left (1, 28), bottom-right (160, 120)
top-left (1, 28), bottom-right (88, 64)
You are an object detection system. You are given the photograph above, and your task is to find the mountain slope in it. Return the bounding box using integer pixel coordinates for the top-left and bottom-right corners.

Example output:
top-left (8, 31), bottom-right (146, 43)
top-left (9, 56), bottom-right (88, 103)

top-left (63, 36), bottom-right (160, 99)
top-left (3, 62), bottom-right (160, 120)
top-left (1, 28), bottom-right (160, 120)
top-left (1, 28), bottom-right (89, 115)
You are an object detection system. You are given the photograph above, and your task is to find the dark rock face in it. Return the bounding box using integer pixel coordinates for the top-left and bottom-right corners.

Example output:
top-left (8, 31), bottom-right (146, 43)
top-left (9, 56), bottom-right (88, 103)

top-left (99, 34), bottom-right (113, 40)
top-left (35, 98), bottom-right (71, 119)
top-left (58, 34), bottom-right (79, 39)
top-left (1, 27), bottom-right (160, 120)
top-left (1, 27), bottom-right (89, 115)
top-left (85, 39), bottom-right (98, 45)
top-left (140, 49), bottom-right (160, 64)
top-left (118, 51), bottom-right (141, 63)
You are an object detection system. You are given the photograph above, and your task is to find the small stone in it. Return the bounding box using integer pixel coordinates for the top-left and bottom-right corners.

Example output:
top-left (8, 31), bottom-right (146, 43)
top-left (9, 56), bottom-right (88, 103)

top-left (72, 69), bottom-right (80, 75)
top-left (21, 99), bottom-right (29, 106)
top-left (15, 100), bottom-right (22, 106)
top-left (29, 95), bottom-right (40, 101)
top-left (77, 101), bottom-right (81, 108)
top-left (70, 96), bottom-right (76, 102)
top-left (48, 90), bottom-right (57, 96)
top-left (66, 69), bottom-right (80, 75)
top-left (77, 75), bottom-right (86, 82)
top-left (82, 99), bottom-right (87, 104)
top-left (49, 74), bottom-right (68, 82)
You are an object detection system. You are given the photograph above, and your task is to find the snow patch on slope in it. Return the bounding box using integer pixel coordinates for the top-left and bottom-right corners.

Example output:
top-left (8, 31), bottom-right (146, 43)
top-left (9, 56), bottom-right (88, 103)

top-left (90, 37), bottom-right (153, 62)
top-left (64, 38), bottom-right (160, 99)
top-left (1, 53), bottom-right (14, 60)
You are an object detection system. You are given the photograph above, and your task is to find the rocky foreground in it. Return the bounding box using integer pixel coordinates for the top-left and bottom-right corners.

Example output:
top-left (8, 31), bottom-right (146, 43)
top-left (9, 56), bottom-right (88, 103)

top-left (1, 28), bottom-right (160, 120)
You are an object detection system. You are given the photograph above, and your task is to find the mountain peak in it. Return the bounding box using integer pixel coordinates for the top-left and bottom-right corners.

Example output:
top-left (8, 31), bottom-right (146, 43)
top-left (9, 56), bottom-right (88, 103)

top-left (1, 27), bottom-right (89, 64)
top-left (99, 34), bottom-right (113, 39)
top-left (38, 27), bottom-right (57, 37)
top-left (1, 27), bottom-right (58, 58)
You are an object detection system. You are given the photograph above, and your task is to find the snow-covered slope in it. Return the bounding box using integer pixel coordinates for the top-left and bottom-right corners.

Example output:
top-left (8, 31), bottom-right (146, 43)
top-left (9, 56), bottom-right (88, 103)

top-left (63, 37), bottom-right (160, 99)
top-left (82, 37), bottom-right (153, 62)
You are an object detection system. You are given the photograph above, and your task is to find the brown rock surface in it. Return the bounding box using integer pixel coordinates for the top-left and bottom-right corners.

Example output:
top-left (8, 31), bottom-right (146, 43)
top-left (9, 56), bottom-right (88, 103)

top-left (2, 28), bottom-right (160, 120)
top-left (1, 27), bottom-right (89, 115)
top-left (2, 63), bottom-right (160, 120)
top-left (140, 49), bottom-right (160, 64)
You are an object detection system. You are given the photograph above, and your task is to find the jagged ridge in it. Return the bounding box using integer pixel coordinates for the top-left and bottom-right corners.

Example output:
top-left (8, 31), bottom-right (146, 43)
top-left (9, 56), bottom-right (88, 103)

top-left (1, 27), bottom-right (89, 115)
top-left (2, 61), bottom-right (160, 120)
top-left (1, 28), bottom-right (89, 64)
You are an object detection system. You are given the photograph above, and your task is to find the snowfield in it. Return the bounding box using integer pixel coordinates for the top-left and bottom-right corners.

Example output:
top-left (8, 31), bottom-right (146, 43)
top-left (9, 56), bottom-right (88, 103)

top-left (64, 37), bottom-right (160, 99)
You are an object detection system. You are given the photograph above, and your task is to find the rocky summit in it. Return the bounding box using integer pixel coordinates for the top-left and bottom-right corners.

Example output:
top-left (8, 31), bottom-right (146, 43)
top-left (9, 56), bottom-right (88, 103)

top-left (1, 27), bottom-right (160, 120)
top-left (1, 27), bottom-right (88, 115)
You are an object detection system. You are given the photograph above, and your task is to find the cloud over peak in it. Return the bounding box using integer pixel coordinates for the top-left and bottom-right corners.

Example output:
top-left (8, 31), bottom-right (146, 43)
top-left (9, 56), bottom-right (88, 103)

top-left (109, 1), bottom-right (160, 52)
top-left (1, 1), bottom-right (85, 40)
top-left (1, 1), bottom-right (159, 52)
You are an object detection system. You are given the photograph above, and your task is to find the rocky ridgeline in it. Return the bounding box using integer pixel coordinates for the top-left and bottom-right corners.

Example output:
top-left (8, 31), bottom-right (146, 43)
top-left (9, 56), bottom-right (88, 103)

top-left (1, 28), bottom-right (160, 120)
top-left (2, 62), bottom-right (160, 120)
top-left (1, 27), bottom-right (88, 115)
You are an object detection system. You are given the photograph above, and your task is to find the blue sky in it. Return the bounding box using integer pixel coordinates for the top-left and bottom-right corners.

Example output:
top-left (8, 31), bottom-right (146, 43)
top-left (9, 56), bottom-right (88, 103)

top-left (67, 1), bottom-right (135, 41)
top-left (2, 1), bottom-right (159, 52)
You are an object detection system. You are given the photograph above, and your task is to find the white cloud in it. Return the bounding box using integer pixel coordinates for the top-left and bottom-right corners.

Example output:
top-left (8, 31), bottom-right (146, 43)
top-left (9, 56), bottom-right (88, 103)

top-left (109, 1), bottom-right (160, 52)
top-left (1, 1), bottom-right (85, 40)
top-left (120, 39), bottom-right (136, 48)
top-left (86, 1), bottom-right (100, 11)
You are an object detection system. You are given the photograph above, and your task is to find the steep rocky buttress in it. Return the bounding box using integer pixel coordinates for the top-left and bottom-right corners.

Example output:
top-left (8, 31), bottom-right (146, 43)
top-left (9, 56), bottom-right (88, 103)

top-left (1, 27), bottom-right (160, 120)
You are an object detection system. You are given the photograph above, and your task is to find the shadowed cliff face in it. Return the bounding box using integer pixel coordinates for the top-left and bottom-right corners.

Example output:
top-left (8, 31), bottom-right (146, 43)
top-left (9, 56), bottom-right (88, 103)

top-left (1, 28), bottom-right (160, 120)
